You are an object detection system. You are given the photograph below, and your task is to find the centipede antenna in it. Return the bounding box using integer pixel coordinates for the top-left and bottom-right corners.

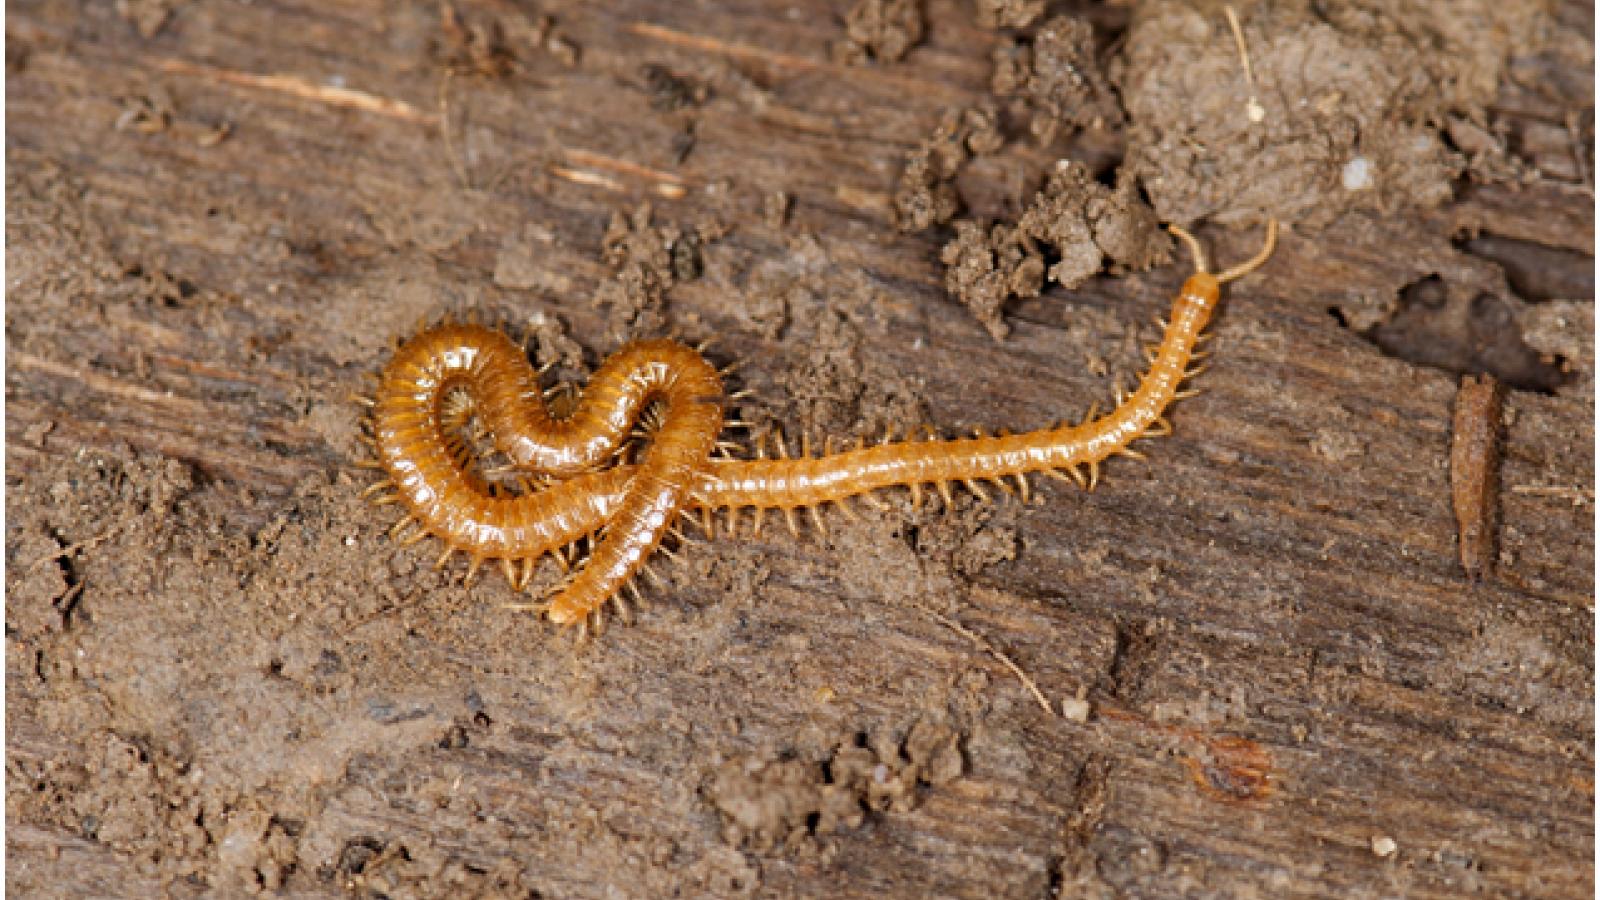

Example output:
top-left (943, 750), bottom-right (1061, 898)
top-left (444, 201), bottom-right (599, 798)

top-left (1214, 219), bottom-right (1279, 284)
top-left (1167, 224), bottom-right (1209, 274)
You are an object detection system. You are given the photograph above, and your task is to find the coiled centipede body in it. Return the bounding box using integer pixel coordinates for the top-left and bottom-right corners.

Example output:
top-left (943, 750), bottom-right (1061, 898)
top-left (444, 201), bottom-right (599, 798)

top-left (358, 221), bottom-right (1277, 634)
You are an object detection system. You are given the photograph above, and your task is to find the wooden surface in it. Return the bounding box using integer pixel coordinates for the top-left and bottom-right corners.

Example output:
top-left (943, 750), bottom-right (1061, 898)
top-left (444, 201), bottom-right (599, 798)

top-left (6, 1), bottom-right (1593, 897)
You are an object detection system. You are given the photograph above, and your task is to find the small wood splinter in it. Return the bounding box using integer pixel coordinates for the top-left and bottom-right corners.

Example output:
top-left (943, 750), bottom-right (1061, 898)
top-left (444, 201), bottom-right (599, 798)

top-left (363, 220), bottom-right (1278, 632)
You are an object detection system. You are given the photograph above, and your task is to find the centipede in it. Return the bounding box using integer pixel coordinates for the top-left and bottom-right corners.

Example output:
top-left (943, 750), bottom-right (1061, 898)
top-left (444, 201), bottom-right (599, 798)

top-left (357, 221), bottom-right (1277, 635)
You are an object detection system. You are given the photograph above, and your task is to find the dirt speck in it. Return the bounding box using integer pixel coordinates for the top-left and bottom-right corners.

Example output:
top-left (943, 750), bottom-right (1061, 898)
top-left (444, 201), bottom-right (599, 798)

top-left (974, 0), bottom-right (1044, 31)
top-left (434, 2), bottom-right (516, 78)
top-left (833, 0), bottom-right (925, 65)
top-left (116, 0), bottom-right (181, 38)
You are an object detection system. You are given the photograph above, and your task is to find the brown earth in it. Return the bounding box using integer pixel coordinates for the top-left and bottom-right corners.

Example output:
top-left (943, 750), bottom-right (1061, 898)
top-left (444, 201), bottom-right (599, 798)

top-left (5, 0), bottom-right (1594, 897)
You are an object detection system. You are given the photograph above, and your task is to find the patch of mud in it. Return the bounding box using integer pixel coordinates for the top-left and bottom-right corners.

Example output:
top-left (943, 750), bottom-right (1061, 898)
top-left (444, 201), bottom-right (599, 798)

top-left (941, 159), bottom-right (1170, 339)
top-left (992, 16), bottom-right (1123, 143)
top-left (706, 718), bottom-right (964, 854)
top-left (833, 0), bottom-right (925, 65)
top-left (1114, 0), bottom-right (1551, 227)
top-left (892, 104), bottom-right (1005, 233)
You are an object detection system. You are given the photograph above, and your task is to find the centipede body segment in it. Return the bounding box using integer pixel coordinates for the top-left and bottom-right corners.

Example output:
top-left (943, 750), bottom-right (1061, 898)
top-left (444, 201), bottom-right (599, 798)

top-left (361, 221), bottom-right (1277, 632)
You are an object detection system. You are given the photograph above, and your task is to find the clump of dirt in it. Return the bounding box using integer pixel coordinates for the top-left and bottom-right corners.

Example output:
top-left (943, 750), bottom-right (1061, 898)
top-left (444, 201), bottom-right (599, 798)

top-left (941, 159), bottom-right (1171, 339)
top-left (973, 0), bottom-right (1043, 30)
top-left (892, 104), bottom-right (1005, 233)
top-left (1113, 0), bottom-right (1551, 227)
top-left (706, 719), bottom-right (964, 853)
top-left (739, 234), bottom-right (930, 440)
top-left (940, 219), bottom-right (1042, 340)
top-left (595, 202), bottom-right (721, 341)
top-left (992, 16), bottom-right (1123, 143)
top-left (833, 0), bottom-right (924, 65)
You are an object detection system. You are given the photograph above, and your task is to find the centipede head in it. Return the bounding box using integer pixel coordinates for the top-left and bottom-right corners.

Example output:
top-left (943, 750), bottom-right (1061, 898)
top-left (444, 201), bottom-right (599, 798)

top-left (1166, 219), bottom-right (1279, 300)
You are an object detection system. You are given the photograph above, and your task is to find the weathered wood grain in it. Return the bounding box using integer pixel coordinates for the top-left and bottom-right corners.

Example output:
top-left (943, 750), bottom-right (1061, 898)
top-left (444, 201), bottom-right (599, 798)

top-left (6, 1), bottom-right (1592, 898)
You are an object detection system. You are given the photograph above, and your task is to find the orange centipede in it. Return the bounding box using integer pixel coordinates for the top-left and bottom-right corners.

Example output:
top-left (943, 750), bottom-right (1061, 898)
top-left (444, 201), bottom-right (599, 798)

top-left (359, 221), bottom-right (1277, 632)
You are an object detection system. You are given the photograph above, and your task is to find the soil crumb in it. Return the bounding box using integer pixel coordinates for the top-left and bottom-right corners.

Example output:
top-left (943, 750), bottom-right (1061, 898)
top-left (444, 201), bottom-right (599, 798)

top-left (595, 202), bottom-right (720, 341)
top-left (941, 159), bottom-right (1170, 339)
top-left (707, 719), bottom-right (964, 853)
top-left (833, 0), bottom-right (925, 65)
top-left (992, 16), bottom-right (1123, 143)
top-left (1114, 0), bottom-right (1551, 227)
top-left (974, 0), bottom-right (1044, 31)
top-left (892, 104), bottom-right (1005, 233)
